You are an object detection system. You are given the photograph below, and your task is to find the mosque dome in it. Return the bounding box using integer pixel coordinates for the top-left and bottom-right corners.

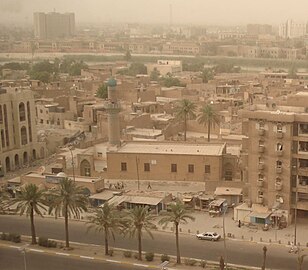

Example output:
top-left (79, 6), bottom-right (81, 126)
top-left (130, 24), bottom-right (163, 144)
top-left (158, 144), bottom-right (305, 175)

top-left (107, 77), bottom-right (117, 87)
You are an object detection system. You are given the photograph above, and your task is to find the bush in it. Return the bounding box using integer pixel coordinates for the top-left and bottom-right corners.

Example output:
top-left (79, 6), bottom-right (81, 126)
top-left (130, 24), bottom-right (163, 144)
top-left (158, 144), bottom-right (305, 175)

top-left (145, 252), bottom-right (154, 262)
top-left (200, 260), bottom-right (206, 268)
top-left (38, 237), bottom-right (57, 248)
top-left (184, 258), bottom-right (197, 266)
top-left (8, 233), bottom-right (21, 243)
top-left (38, 237), bottom-right (49, 247)
top-left (108, 249), bottom-right (114, 257)
top-left (0, 233), bottom-right (8, 240)
top-left (123, 250), bottom-right (132, 258)
top-left (161, 254), bottom-right (170, 262)
top-left (133, 252), bottom-right (139, 259)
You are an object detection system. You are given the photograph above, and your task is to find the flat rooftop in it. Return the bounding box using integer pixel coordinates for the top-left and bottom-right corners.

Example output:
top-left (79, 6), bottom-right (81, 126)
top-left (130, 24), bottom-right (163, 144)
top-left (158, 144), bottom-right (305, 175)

top-left (24, 172), bottom-right (101, 183)
top-left (115, 142), bottom-right (226, 156)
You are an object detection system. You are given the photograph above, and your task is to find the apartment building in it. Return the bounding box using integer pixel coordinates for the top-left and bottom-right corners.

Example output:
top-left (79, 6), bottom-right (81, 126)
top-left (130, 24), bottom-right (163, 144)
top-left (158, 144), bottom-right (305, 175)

top-left (34, 12), bottom-right (75, 40)
top-left (279, 19), bottom-right (306, 39)
top-left (0, 88), bottom-right (46, 175)
top-left (242, 93), bottom-right (308, 221)
top-left (146, 60), bottom-right (182, 76)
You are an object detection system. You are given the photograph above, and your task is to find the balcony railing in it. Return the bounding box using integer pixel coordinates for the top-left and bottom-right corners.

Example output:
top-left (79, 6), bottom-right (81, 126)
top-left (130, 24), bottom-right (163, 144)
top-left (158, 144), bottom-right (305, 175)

top-left (258, 163), bottom-right (265, 170)
top-left (276, 166), bottom-right (283, 174)
top-left (256, 197), bottom-right (264, 204)
top-left (258, 146), bottom-right (265, 153)
top-left (258, 129), bottom-right (265, 136)
top-left (257, 180), bottom-right (264, 187)
top-left (276, 132), bottom-right (283, 139)
top-left (275, 182), bottom-right (282, 191)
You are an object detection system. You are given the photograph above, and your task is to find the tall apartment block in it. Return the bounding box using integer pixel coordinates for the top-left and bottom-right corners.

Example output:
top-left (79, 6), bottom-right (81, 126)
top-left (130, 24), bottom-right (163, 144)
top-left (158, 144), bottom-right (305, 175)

top-left (242, 93), bottom-right (308, 223)
top-left (279, 19), bottom-right (306, 39)
top-left (34, 12), bottom-right (75, 40)
top-left (0, 88), bottom-right (46, 176)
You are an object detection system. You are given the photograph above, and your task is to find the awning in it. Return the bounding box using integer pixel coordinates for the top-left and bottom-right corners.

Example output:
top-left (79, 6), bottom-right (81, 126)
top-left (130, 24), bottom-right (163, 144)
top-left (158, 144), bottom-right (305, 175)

top-left (183, 197), bottom-right (193, 202)
top-left (248, 212), bottom-right (271, 219)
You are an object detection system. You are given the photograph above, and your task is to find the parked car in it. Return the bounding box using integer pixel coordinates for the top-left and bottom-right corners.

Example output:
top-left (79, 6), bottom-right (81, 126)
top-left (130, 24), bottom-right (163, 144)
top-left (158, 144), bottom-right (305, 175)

top-left (196, 232), bottom-right (221, 241)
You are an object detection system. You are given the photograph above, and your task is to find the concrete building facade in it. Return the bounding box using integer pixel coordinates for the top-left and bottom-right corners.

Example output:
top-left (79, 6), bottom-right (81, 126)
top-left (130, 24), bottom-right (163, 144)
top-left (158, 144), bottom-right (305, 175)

top-left (0, 88), bottom-right (45, 175)
top-left (242, 99), bottom-right (308, 222)
top-left (34, 12), bottom-right (75, 40)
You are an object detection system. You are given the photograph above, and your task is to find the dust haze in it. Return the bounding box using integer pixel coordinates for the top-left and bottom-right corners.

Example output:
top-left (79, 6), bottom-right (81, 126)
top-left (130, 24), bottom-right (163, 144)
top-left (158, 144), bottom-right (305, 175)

top-left (0, 0), bottom-right (307, 25)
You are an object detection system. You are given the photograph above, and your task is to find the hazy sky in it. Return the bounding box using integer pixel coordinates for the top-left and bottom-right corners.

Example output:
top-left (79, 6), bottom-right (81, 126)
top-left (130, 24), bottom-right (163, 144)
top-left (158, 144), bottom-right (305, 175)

top-left (0, 0), bottom-right (307, 25)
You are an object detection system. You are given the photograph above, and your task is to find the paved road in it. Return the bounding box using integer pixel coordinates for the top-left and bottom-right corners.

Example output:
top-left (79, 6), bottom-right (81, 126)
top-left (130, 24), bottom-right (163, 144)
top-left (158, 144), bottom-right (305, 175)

top-left (0, 215), bottom-right (307, 270)
top-left (0, 246), bottom-right (136, 270)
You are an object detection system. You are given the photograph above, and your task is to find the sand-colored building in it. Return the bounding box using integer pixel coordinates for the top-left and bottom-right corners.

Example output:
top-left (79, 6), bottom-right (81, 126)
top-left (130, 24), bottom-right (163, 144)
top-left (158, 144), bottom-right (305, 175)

top-left (0, 87), bottom-right (46, 175)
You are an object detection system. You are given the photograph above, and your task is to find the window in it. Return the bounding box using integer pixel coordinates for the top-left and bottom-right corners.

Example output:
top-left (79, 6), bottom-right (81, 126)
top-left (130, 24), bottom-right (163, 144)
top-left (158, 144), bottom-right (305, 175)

top-left (259, 121), bottom-right (265, 129)
top-left (171, 163), bottom-right (177, 172)
top-left (258, 190), bottom-right (264, 197)
top-left (97, 152), bottom-right (102, 158)
top-left (121, 162), bottom-right (127, 171)
top-left (144, 163), bottom-right (150, 172)
top-left (205, 165), bottom-right (211, 174)
top-left (277, 143), bottom-right (283, 151)
top-left (188, 164), bottom-right (194, 173)
top-left (276, 160), bottom-right (282, 168)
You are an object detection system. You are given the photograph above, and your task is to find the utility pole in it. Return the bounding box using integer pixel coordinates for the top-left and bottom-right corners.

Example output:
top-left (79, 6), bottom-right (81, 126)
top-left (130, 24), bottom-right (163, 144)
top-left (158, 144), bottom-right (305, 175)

top-left (294, 185), bottom-right (298, 246)
top-left (135, 157), bottom-right (140, 190)
top-left (223, 204), bottom-right (228, 269)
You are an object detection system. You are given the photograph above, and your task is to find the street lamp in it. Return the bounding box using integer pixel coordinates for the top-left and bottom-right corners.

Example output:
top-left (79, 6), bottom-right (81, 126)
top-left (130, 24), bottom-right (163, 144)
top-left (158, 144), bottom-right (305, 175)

top-left (19, 247), bottom-right (27, 270)
top-left (68, 146), bottom-right (76, 182)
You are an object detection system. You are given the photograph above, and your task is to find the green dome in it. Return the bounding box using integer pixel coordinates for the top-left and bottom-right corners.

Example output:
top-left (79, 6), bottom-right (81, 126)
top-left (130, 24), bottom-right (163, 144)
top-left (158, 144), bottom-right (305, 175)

top-left (107, 77), bottom-right (117, 87)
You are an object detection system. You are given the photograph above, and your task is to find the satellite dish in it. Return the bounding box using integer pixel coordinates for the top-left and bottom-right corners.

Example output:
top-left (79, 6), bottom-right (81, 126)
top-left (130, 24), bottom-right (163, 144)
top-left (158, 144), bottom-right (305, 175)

top-left (38, 166), bottom-right (45, 175)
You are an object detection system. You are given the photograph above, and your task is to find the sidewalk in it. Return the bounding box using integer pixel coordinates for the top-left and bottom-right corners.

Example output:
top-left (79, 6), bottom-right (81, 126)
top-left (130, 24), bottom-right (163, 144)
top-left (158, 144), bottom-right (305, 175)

top-left (105, 179), bottom-right (308, 247)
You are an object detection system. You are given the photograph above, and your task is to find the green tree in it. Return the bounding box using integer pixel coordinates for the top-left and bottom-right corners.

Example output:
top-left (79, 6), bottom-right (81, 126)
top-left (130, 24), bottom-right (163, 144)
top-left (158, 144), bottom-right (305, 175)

top-left (86, 203), bottom-right (123, 255)
top-left (174, 99), bottom-right (196, 141)
top-left (125, 206), bottom-right (156, 260)
top-left (158, 200), bottom-right (195, 264)
top-left (68, 61), bottom-right (88, 76)
top-left (11, 184), bottom-right (47, 244)
top-left (96, 84), bottom-right (108, 99)
top-left (160, 75), bottom-right (185, 87)
top-left (200, 68), bottom-right (214, 83)
top-left (150, 68), bottom-right (160, 81)
top-left (48, 178), bottom-right (88, 248)
top-left (197, 104), bottom-right (220, 142)
top-left (124, 50), bottom-right (132, 61)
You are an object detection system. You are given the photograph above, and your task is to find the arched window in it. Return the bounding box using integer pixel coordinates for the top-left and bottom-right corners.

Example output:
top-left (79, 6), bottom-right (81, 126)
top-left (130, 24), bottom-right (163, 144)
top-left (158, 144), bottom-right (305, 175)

top-left (80, 159), bottom-right (91, 177)
top-left (15, 154), bottom-right (19, 169)
top-left (23, 152), bottom-right (28, 165)
top-left (19, 102), bottom-right (26, 122)
top-left (5, 156), bottom-right (10, 172)
top-left (21, 126), bottom-right (28, 145)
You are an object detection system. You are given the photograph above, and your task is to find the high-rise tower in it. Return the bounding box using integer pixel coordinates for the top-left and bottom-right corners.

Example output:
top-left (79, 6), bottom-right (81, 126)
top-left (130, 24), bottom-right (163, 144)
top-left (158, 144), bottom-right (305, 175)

top-left (106, 78), bottom-right (121, 146)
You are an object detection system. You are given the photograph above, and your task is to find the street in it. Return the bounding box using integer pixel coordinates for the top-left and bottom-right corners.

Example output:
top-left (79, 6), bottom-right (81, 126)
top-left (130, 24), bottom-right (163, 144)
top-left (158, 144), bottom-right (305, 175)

top-left (0, 247), bottom-right (136, 270)
top-left (0, 215), bottom-right (307, 270)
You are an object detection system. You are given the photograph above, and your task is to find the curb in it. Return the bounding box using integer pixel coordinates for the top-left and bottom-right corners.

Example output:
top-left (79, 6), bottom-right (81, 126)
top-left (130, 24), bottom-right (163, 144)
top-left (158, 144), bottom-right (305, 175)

top-left (0, 234), bottom-right (272, 270)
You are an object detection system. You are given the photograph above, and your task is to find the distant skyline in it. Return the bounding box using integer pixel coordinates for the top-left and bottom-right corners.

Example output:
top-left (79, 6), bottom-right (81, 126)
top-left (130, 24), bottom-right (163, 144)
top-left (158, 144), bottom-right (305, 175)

top-left (0, 0), bottom-right (308, 26)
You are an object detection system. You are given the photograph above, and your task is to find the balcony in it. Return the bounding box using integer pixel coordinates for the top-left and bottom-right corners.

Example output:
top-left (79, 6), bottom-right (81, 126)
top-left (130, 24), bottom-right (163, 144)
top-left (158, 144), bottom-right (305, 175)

top-left (256, 197), bottom-right (264, 204)
top-left (276, 132), bottom-right (283, 139)
top-left (257, 180), bottom-right (264, 187)
top-left (276, 167), bottom-right (283, 174)
top-left (276, 150), bottom-right (283, 157)
top-left (258, 129), bottom-right (265, 136)
top-left (258, 163), bottom-right (265, 170)
top-left (275, 182), bottom-right (282, 191)
top-left (298, 167), bottom-right (308, 176)
top-left (258, 146), bottom-right (265, 153)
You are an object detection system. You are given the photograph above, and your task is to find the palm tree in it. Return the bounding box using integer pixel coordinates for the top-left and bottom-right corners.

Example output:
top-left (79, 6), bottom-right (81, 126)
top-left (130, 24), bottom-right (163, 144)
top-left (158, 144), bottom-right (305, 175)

top-left (125, 206), bottom-right (156, 260)
top-left (174, 99), bottom-right (196, 141)
top-left (0, 185), bottom-right (10, 214)
top-left (197, 104), bottom-right (220, 142)
top-left (48, 178), bottom-right (88, 248)
top-left (11, 184), bottom-right (46, 244)
top-left (159, 200), bottom-right (195, 264)
top-left (86, 203), bottom-right (123, 255)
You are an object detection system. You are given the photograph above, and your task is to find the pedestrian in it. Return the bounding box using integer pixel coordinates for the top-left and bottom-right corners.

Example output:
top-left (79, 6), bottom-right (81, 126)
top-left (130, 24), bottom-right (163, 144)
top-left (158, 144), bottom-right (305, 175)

top-left (238, 220), bottom-right (241, 228)
top-left (147, 182), bottom-right (152, 189)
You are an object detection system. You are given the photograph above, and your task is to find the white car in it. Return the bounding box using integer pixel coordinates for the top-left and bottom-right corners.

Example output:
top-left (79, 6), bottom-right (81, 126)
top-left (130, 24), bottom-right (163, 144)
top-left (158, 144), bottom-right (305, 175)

top-left (196, 232), bottom-right (221, 241)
